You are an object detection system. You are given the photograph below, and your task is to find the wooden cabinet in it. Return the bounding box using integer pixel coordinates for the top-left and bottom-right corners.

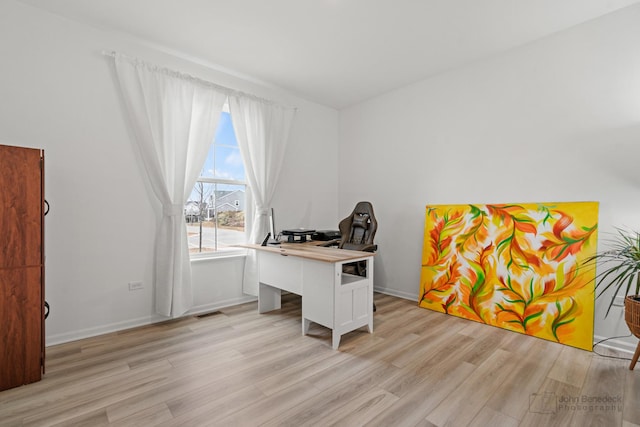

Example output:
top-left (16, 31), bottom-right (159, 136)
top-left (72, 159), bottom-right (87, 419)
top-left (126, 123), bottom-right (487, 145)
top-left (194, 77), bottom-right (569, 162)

top-left (0, 144), bottom-right (45, 391)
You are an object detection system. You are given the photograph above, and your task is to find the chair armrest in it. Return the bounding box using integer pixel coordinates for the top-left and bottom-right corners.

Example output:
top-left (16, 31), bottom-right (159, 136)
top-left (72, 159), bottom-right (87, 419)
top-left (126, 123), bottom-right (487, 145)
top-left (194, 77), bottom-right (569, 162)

top-left (318, 238), bottom-right (341, 247)
top-left (360, 244), bottom-right (377, 252)
top-left (341, 242), bottom-right (377, 252)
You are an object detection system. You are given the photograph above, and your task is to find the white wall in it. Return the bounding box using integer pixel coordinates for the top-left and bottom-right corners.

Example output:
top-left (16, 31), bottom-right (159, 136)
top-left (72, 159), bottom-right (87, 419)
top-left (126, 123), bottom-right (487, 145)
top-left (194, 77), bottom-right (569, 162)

top-left (340, 4), bottom-right (640, 352)
top-left (4, 0), bottom-right (638, 353)
top-left (0, 0), bottom-right (340, 345)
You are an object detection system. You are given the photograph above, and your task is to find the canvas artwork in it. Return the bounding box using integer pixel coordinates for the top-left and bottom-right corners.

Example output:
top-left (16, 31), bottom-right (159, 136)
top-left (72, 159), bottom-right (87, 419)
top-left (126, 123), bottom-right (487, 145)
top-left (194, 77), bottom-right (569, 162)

top-left (419, 202), bottom-right (598, 351)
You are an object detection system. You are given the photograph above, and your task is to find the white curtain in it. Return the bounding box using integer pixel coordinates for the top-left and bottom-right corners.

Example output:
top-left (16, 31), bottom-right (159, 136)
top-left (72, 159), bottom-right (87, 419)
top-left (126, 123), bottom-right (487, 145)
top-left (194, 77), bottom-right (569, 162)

top-left (229, 96), bottom-right (295, 295)
top-left (112, 53), bottom-right (227, 317)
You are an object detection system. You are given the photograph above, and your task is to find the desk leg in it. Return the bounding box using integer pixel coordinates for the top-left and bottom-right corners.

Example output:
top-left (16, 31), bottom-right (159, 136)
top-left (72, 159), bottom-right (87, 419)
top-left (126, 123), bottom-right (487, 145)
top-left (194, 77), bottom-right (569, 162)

top-left (332, 333), bottom-right (341, 350)
top-left (258, 283), bottom-right (281, 313)
top-left (368, 263), bottom-right (374, 334)
top-left (303, 318), bottom-right (311, 335)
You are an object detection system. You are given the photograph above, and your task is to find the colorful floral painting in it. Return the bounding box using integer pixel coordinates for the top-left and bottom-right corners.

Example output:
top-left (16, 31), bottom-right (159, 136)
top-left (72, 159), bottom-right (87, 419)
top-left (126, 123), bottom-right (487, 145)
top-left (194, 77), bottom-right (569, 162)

top-left (419, 202), bottom-right (598, 351)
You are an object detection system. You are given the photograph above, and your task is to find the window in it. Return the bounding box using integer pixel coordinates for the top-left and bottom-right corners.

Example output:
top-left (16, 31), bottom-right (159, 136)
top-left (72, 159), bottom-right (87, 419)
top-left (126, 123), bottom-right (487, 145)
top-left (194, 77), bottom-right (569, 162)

top-left (186, 111), bottom-right (246, 256)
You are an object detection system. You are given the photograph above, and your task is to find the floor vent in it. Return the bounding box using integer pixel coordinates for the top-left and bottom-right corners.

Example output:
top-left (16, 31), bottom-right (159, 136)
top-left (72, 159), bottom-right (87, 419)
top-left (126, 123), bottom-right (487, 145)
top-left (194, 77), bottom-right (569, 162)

top-left (196, 311), bottom-right (222, 319)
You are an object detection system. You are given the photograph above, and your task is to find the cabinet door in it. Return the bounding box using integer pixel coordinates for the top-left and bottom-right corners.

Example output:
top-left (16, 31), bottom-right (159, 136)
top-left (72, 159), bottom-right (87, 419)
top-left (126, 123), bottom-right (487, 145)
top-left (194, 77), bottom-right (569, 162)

top-left (0, 267), bottom-right (42, 391)
top-left (0, 145), bottom-right (43, 269)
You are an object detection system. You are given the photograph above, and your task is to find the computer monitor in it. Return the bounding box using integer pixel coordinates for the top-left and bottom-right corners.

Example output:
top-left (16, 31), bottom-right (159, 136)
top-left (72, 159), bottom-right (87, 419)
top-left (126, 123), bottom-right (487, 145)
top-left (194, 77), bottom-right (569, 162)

top-left (262, 208), bottom-right (280, 246)
top-left (269, 208), bottom-right (275, 237)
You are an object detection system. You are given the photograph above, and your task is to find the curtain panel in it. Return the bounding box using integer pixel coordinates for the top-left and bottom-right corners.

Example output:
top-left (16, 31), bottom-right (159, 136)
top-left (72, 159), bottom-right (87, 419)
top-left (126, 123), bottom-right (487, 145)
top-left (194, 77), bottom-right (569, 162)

top-left (112, 53), bottom-right (227, 317)
top-left (229, 96), bottom-right (295, 295)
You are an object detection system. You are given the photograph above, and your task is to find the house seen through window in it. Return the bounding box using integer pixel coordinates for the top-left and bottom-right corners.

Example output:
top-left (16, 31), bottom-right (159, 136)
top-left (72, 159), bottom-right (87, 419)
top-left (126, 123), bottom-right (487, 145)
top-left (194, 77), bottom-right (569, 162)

top-left (186, 111), bottom-right (246, 255)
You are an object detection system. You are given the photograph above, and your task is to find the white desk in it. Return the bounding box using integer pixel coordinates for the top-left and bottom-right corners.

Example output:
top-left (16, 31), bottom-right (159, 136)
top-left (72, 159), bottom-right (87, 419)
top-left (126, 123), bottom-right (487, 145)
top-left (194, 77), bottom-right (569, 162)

top-left (241, 243), bottom-right (374, 349)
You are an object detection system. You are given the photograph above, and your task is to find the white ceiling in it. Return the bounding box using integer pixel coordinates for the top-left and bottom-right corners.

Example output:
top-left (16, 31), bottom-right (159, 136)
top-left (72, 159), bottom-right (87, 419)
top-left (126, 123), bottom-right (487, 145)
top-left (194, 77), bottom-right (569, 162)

top-left (16, 0), bottom-right (640, 109)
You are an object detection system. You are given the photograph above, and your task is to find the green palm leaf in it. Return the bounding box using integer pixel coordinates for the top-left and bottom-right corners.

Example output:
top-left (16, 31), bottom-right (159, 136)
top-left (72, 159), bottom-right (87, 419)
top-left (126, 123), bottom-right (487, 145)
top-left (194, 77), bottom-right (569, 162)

top-left (582, 228), bottom-right (640, 317)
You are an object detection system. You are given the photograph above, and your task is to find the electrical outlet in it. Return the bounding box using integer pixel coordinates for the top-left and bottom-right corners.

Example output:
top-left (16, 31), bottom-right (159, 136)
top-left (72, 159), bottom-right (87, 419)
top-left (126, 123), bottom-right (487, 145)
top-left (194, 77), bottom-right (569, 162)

top-left (128, 281), bottom-right (144, 291)
top-left (613, 295), bottom-right (625, 307)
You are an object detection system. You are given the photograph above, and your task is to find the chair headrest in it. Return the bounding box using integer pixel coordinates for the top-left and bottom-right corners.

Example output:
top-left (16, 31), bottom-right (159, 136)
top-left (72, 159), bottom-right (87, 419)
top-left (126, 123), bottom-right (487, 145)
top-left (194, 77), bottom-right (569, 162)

top-left (351, 213), bottom-right (370, 229)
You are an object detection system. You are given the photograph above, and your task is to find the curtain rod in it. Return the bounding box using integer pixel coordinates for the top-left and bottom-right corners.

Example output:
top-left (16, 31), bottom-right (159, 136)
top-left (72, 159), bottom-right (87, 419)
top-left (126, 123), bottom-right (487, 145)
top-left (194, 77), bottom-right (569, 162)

top-left (102, 50), bottom-right (296, 110)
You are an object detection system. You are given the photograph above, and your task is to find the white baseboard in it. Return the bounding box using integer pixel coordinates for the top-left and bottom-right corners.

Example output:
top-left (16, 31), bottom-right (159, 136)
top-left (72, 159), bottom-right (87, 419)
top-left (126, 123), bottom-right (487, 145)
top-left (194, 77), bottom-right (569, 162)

top-left (593, 334), bottom-right (637, 355)
top-left (45, 295), bottom-right (258, 347)
top-left (186, 295), bottom-right (257, 316)
top-left (374, 286), bottom-right (419, 302)
top-left (46, 314), bottom-right (166, 347)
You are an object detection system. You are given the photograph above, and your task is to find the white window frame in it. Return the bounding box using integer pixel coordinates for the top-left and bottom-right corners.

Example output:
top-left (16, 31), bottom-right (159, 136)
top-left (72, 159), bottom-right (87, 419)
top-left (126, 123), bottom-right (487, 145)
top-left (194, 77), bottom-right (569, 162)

top-left (188, 108), bottom-right (248, 260)
top-left (188, 178), bottom-right (247, 260)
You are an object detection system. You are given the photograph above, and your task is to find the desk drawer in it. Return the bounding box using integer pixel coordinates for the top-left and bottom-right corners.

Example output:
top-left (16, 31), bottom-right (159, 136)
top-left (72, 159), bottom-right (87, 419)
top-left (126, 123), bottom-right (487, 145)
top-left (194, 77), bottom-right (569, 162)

top-left (259, 251), bottom-right (302, 295)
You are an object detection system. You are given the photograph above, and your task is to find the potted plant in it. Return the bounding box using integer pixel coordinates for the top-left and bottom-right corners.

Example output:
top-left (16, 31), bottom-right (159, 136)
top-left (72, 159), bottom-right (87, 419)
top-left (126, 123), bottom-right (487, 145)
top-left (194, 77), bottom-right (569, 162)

top-left (584, 227), bottom-right (640, 369)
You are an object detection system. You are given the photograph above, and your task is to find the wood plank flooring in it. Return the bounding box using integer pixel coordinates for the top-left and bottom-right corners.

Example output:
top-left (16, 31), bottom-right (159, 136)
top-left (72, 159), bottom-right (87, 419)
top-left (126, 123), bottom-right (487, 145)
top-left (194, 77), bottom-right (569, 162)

top-left (1, 293), bottom-right (639, 426)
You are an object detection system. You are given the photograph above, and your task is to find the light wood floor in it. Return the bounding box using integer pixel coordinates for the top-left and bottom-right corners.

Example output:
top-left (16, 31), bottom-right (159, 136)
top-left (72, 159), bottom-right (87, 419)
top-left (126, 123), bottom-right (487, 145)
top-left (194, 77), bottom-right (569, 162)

top-left (1, 293), bottom-right (639, 427)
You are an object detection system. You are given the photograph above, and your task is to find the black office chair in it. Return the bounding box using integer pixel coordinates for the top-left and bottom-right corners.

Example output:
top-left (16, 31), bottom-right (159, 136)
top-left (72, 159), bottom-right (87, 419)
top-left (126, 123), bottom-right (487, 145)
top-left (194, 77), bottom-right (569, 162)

top-left (324, 201), bottom-right (378, 310)
top-left (336, 201), bottom-right (378, 253)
